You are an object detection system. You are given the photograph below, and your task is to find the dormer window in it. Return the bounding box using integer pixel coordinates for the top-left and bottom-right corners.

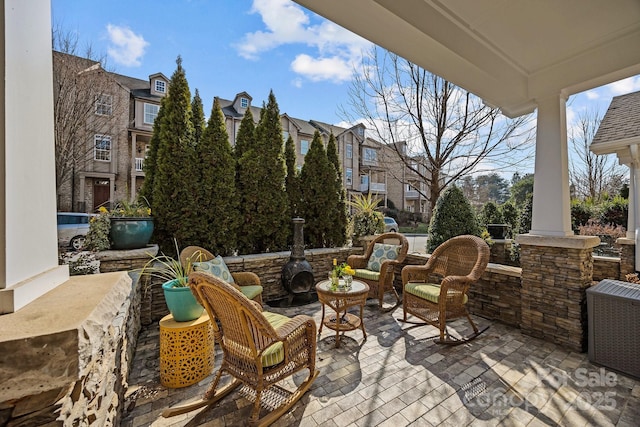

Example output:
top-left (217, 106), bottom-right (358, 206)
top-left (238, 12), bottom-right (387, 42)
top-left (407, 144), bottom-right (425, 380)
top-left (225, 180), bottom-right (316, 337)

top-left (240, 97), bottom-right (249, 109)
top-left (155, 80), bottom-right (166, 94)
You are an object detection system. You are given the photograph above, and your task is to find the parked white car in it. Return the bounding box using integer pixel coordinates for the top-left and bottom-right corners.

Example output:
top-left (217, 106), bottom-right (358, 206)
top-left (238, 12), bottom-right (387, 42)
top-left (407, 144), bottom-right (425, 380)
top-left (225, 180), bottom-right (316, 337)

top-left (384, 216), bottom-right (399, 233)
top-left (57, 212), bottom-right (95, 251)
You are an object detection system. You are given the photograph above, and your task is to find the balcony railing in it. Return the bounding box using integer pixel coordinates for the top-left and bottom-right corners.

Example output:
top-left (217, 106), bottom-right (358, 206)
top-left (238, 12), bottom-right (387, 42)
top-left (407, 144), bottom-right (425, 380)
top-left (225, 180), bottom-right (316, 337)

top-left (405, 190), bottom-right (419, 199)
top-left (360, 182), bottom-right (386, 193)
top-left (135, 158), bottom-right (144, 172)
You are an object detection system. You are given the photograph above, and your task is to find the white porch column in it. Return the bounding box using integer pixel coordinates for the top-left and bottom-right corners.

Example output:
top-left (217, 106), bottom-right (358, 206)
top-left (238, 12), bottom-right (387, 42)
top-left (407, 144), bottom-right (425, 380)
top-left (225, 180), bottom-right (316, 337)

top-left (0, 0), bottom-right (69, 313)
top-left (529, 94), bottom-right (573, 236)
top-left (631, 147), bottom-right (640, 270)
top-left (627, 163), bottom-right (636, 240)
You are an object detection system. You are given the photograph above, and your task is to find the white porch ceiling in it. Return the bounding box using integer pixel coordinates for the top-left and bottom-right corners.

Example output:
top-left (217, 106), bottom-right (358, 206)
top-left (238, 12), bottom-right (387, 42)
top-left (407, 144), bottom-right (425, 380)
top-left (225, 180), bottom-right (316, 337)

top-left (293, 0), bottom-right (640, 118)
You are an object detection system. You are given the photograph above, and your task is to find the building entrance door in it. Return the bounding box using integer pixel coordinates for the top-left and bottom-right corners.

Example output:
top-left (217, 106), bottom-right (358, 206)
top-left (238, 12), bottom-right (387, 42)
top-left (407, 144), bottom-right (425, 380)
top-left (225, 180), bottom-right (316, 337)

top-left (93, 180), bottom-right (110, 211)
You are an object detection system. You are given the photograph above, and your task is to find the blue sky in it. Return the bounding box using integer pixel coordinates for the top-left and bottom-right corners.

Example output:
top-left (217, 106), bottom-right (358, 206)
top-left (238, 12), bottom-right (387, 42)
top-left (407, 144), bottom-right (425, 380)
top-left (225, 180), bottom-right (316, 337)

top-left (52, 0), bottom-right (640, 177)
top-left (51, 0), bottom-right (372, 125)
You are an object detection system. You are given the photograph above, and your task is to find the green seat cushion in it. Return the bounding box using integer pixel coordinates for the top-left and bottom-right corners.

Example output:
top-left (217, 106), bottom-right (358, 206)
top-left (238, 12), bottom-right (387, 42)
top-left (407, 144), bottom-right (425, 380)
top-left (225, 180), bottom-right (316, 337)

top-left (366, 243), bottom-right (401, 272)
top-left (241, 285), bottom-right (263, 300)
top-left (261, 311), bottom-right (288, 367)
top-left (354, 268), bottom-right (380, 281)
top-left (193, 256), bottom-right (236, 284)
top-left (405, 282), bottom-right (468, 304)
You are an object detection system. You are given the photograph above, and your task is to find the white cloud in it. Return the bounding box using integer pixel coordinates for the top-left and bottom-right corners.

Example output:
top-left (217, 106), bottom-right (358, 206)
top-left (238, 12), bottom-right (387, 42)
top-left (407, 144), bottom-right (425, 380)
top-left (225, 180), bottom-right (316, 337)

top-left (106, 24), bottom-right (148, 67)
top-left (607, 76), bottom-right (640, 95)
top-left (235, 0), bottom-right (371, 83)
top-left (584, 90), bottom-right (600, 100)
top-left (291, 54), bottom-right (352, 82)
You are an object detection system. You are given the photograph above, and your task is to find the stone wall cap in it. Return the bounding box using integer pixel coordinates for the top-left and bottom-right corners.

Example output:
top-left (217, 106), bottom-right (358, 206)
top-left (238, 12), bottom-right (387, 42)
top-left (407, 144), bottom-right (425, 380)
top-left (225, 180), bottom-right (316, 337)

top-left (486, 263), bottom-right (522, 277)
top-left (95, 244), bottom-right (159, 261)
top-left (515, 234), bottom-right (600, 249)
top-left (616, 237), bottom-right (635, 246)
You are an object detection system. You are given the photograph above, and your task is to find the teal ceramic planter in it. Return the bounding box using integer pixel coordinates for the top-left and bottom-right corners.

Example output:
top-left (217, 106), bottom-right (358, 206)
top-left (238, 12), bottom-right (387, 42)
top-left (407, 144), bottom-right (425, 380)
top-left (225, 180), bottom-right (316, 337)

top-left (162, 279), bottom-right (204, 321)
top-left (109, 217), bottom-right (154, 250)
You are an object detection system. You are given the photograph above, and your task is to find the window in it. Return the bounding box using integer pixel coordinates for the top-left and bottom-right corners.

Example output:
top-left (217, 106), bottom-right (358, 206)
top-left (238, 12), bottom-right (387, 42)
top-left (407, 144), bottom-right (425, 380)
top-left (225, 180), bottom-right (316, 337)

top-left (283, 131), bottom-right (289, 141)
top-left (301, 140), bottom-right (309, 155)
top-left (95, 94), bottom-right (112, 115)
top-left (346, 143), bottom-right (353, 159)
top-left (364, 147), bottom-right (377, 162)
top-left (240, 97), bottom-right (249, 108)
top-left (154, 79), bottom-right (166, 93)
top-left (346, 168), bottom-right (353, 185)
top-left (94, 135), bottom-right (111, 161)
top-left (144, 103), bottom-right (160, 124)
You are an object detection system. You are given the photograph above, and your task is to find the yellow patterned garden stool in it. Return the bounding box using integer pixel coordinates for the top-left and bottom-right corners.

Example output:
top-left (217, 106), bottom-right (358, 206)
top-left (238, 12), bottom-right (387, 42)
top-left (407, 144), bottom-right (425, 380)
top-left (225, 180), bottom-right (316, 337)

top-left (159, 312), bottom-right (214, 388)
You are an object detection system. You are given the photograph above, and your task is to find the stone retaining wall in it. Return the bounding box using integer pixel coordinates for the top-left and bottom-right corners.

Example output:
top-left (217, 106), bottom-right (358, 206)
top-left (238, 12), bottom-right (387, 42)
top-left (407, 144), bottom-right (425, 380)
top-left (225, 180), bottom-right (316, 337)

top-left (592, 255), bottom-right (621, 282)
top-left (145, 247), bottom-right (362, 323)
top-left (0, 272), bottom-right (140, 426)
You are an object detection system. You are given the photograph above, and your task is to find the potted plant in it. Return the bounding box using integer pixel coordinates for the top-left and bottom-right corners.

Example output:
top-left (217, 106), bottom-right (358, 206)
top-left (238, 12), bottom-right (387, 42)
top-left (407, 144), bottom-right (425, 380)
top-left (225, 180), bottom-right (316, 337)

top-left (141, 243), bottom-right (205, 322)
top-left (108, 198), bottom-right (154, 250)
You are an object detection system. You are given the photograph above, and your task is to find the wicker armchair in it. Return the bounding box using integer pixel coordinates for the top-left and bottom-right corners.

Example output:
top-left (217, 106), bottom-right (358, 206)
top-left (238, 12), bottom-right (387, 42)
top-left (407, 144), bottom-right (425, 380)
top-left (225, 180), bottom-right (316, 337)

top-left (347, 232), bottom-right (409, 311)
top-left (162, 271), bottom-right (319, 426)
top-left (180, 246), bottom-right (263, 305)
top-left (402, 234), bottom-right (490, 344)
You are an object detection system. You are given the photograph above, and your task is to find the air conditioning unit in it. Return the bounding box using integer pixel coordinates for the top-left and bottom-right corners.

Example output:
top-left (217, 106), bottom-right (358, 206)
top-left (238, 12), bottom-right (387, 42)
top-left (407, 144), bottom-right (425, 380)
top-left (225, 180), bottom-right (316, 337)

top-left (587, 279), bottom-right (640, 379)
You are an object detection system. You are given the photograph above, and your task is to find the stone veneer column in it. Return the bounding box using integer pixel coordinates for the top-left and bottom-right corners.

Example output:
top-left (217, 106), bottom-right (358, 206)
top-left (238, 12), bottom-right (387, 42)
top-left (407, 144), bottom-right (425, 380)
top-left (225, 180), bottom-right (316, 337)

top-left (517, 234), bottom-right (599, 353)
top-left (616, 237), bottom-right (636, 280)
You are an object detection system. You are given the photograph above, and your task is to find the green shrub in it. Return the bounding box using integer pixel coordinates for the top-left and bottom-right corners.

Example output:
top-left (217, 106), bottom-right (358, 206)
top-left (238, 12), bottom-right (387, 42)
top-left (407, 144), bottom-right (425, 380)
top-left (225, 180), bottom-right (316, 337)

top-left (479, 201), bottom-right (504, 226)
top-left (427, 186), bottom-right (481, 252)
top-left (599, 196), bottom-right (628, 227)
top-left (84, 213), bottom-right (110, 252)
top-left (500, 201), bottom-right (519, 238)
top-left (571, 199), bottom-right (594, 232)
top-left (349, 193), bottom-right (384, 239)
top-left (516, 193), bottom-right (533, 235)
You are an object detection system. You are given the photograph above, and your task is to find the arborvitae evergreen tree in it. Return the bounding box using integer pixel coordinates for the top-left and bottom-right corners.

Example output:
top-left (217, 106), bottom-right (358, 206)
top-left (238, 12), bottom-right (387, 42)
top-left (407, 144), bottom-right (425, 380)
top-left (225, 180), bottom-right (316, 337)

top-left (284, 134), bottom-right (301, 220)
top-left (193, 97), bottom-right (238, 255)
top-left (139, 98), bottom-right (165, 206)
top-left (234, 107), bottom-right (255, 160)
top-left (150, 57), bottom-right (197, 254)
top-left (325, 133), bottom-right (347, 246)
top-left (300, 131), bottom-right (335, 248)
top-left (427, 185), bottom-right (481, 252)
top-left (516, 193), bottom-right (533, 235)
top-left (191, 89), bottom-right (206, 146)
top-left (237, 90), bottom-right (289, 253)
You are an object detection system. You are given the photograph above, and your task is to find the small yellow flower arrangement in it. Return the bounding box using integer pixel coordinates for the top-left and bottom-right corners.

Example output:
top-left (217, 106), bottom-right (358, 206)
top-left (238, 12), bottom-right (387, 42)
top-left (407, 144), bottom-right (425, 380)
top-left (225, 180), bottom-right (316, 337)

top-left (330, 259), bottom-right (355, 290)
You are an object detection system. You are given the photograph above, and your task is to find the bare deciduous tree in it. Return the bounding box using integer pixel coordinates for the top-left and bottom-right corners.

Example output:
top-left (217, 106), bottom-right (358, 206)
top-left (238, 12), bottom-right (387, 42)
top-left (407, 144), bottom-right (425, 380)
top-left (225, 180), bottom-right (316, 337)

top-left (52, 27), bottom-right (126, 210)
top-left (340, 47), bottom-right (534, 216)
top-left (569, 109), bottom-right (626, 201)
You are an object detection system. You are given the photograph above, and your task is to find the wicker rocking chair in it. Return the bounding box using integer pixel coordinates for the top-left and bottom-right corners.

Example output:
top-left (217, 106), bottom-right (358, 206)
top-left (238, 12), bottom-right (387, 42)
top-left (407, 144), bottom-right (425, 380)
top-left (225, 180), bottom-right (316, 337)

top-left (162, 271), bottom-right (319, 426)
top-left (401, 234), bottom-right (490, 345)
top-left (347, 232), bottom-right (409, 311)
top-left (179, 245), bottom-right (263, 305)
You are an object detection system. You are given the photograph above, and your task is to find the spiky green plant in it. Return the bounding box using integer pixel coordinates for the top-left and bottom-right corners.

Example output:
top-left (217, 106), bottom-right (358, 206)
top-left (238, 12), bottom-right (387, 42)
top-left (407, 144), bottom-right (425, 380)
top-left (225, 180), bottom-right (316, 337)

top-left (349, 193), bottom-right (385, 239)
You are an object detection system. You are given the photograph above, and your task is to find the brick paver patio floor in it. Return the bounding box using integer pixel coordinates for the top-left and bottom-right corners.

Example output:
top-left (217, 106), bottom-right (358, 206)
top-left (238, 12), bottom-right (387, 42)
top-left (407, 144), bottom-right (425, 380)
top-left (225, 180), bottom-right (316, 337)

top-left (122, 298), bottom-right (640, 426)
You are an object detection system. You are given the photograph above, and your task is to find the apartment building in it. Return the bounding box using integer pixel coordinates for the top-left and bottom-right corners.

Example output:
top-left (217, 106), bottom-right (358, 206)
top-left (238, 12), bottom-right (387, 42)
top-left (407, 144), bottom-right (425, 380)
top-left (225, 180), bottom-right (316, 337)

top-left (218, 92), bottom-right (430, 217)
top-left (54, 58), bottom-right (429, 218)
top-left (53, 51), bottom-right (168, 212)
